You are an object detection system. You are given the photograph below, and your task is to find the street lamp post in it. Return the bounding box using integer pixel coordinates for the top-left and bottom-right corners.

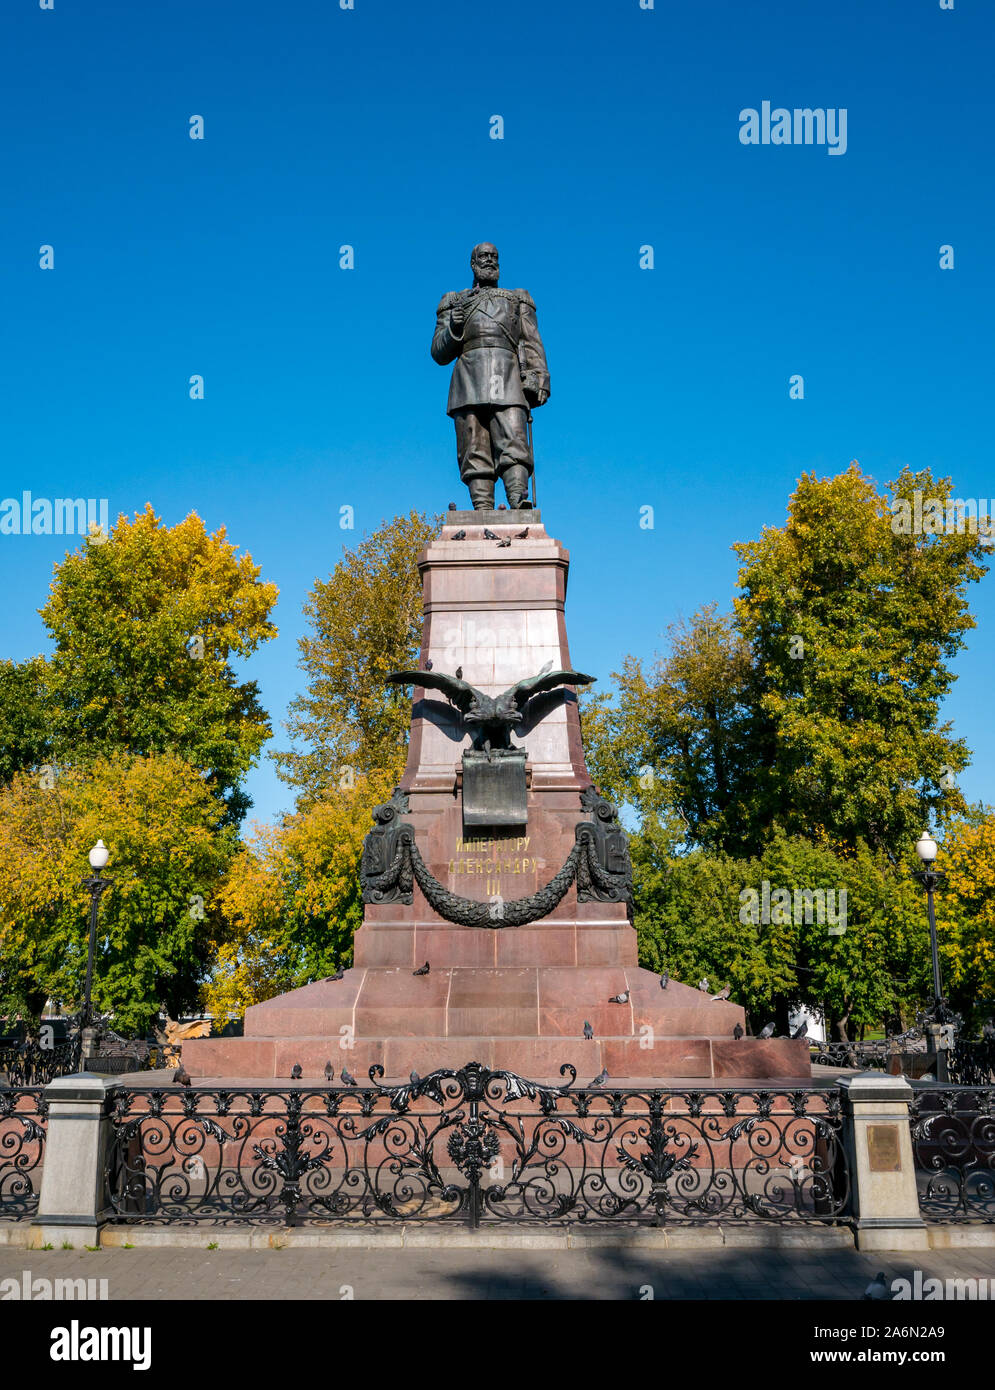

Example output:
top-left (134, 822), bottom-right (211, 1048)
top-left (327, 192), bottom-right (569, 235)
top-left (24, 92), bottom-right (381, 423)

top-left (80, 840), bottom-right (112, 1054)
top-left (913, 830), bottom-right (951, 1082)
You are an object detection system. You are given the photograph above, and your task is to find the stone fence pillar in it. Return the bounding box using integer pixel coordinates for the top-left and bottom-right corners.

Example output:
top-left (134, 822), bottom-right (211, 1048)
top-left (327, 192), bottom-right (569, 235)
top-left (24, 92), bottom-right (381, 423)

top-left (839, 1071), bottom-right (929, 1250)
top-left (31, 1073), bottom-right (113, 1248)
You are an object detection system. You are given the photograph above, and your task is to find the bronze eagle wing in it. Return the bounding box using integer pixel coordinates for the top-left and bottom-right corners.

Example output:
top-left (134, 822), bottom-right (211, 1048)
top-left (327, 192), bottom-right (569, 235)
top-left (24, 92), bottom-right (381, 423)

top-left (507, 668), bottom-right (596, 711)
top-left (385, 669), bottom-right (480, 715)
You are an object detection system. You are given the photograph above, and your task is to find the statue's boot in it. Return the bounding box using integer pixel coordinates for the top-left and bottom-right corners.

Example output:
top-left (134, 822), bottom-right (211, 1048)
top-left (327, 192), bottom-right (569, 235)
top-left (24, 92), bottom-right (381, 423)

top-left (467, 479), bottom-right (495, 510)
top-left (502, 464), bottom-right (532, 509)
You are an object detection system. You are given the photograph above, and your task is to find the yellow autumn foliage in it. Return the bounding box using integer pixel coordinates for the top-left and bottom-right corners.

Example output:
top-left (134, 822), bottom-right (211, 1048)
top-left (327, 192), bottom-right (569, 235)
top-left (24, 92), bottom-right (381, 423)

top-left (204, 769), bottom-right (397, 1018)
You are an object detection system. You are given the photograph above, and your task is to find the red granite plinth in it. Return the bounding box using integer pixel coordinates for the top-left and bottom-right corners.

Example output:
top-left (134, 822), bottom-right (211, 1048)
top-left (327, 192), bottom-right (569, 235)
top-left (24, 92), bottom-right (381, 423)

top-left (183, 516), bottom-right (812, 1086)
top-left (183, 961), bottom-right (811, 1082)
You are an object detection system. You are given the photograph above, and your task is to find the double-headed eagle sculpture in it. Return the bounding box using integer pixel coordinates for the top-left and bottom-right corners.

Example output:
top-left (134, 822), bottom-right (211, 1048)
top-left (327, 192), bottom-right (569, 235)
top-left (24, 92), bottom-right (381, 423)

top-left (386, 661), bottom-right (594, 753)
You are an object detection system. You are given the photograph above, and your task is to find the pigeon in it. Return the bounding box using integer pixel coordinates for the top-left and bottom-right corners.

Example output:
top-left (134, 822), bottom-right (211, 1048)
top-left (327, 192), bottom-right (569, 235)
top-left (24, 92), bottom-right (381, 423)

top-left (325, 968), bottom-right (344, 982)
top-left (290, 1063), bottom-right (303, 1080)
top-left (697, 978), bottom-right (710, 993)
top-left (424, 659), bottom-right (433, 671)
top-left (455, 666), bottom-right (463, 679)
top-left (514, 527), bottom-right (529, 540)
top-left (711, 986), bottom-right (731, 1001)
top-left (791, 1020), bottom-right (809, 1040)
top-left (413, 961), bottom-right (430, 976)
top-left (496, 538), bottom-right (511, 547)
top-left (447, 502), bottom-right (457, 511)
top-left (863, 1273), bottom-right (893, 1302)
top-left (759, 1021), bottom-right (776, 1039)
top-left (341, 1068), bottom-right (358, 1086)
top-left (324, 1061), bottom-right (334, 1082)
top-left (174, 1065), bottom-right (191, 1087)
top-left (733, 1023), bottom-right (744, 1040)
top-left (659, 971), bottom-right (669, 989)
top-left (409, 1070), bottom-right (421, 1086)
top-left (583, 1020), bottom-right (594, 1040)
top-left (449, 531), bottom-right (466, 541)
top-left (590, 1068), bottom-right (609, 1088)
top-left (609, 990), bottom-right (630, 1004)
top-left (483, 529), bottom-right (498, 541)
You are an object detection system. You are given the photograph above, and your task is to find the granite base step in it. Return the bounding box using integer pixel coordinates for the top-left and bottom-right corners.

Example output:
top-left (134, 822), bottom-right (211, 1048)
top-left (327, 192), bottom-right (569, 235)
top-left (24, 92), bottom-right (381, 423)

top-left (182, 1032), bottom-right (810, 1082)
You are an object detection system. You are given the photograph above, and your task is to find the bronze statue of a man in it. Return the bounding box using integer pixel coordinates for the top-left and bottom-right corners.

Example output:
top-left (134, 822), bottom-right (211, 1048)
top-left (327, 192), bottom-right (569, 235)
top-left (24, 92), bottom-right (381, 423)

top-left (431, 243), bottom-right (550, 510)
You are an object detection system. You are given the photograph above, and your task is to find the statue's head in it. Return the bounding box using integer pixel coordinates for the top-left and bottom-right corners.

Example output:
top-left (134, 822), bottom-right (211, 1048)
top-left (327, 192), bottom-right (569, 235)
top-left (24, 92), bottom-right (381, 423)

top-left (470, 243), bottom-right (499, 287)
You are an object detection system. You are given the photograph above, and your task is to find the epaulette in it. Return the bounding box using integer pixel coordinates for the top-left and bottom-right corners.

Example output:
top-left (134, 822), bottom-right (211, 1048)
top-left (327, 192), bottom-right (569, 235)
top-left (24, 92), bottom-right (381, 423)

top-left (437, 287), bottom-right (535, 310)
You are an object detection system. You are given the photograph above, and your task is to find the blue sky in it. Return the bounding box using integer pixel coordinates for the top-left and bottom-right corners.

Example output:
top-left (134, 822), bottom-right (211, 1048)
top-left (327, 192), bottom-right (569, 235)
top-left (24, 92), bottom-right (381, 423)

top-left (1, 0), bottom-right (991, 827)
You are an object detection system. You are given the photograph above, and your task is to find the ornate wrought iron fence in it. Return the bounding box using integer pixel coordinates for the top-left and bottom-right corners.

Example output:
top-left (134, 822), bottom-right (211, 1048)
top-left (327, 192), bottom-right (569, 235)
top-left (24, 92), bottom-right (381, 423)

top-left (949, 1038), bottom-right (995, 1087)
top-left (0, 1034), bottom-right (178, 1085)
top-left (0, 1037), bottom-right (81, 1087)
top-left (0, 1087), bottom-right (48, 1220)
top-left (910, 1088), bottom-right (995, 1222)
top-left (104, 1062), bottom-right (851, 1228)
top-left (810, 1041), bottom-right (894, 1070)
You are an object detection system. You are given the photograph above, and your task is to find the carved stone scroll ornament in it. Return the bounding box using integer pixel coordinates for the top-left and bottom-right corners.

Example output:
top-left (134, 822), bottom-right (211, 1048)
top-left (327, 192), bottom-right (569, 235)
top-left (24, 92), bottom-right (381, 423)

top-left (574, 787), bottom-right (634, 919)
top-left (360, 790), bottom-right (414, 905)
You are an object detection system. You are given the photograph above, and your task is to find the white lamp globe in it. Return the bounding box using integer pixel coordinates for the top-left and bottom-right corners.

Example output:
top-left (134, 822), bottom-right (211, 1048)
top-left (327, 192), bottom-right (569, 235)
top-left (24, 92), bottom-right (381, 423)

top-left (88, 839), bottom-right (110, 871)
top-left (915, 831), bottom-right (938, 863)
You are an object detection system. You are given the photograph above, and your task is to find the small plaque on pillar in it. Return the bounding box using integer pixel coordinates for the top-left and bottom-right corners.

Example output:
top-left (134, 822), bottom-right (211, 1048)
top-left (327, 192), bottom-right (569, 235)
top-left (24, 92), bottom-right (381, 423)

top-left (867, 1123), bottom-right (902, 1172)
top-left (462, 749), bottom-right (527, 828)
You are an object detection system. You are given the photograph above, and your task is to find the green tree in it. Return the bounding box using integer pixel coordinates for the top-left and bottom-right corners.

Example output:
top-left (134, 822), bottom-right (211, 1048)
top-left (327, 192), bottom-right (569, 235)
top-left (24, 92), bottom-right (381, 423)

top-left (41, 507), bottom-right (278, 823)
top-left (580, 605), bottom-right (753, 850)
top-left (0, 657), bottom-right (52, 787)
top-left (584, 464), bottom-right (988, 860)
top-left (935, 810), bottom-right (995, 1031)
top-left (274, 511), bottom-right (440, 802)
top-left (205, 768), bottom-right (397, 1017)
top-left (631, 833), bottom-right (928, 1039)
top-left (0, 753), bottom-right (238, 1032)
top-left (731, 463), bottom-right (987, 857)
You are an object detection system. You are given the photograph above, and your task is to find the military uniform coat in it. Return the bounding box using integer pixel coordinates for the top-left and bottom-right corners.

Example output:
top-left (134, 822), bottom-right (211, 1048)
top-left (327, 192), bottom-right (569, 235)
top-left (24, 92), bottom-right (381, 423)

top-left (431, 286), bottom-right (550, 417)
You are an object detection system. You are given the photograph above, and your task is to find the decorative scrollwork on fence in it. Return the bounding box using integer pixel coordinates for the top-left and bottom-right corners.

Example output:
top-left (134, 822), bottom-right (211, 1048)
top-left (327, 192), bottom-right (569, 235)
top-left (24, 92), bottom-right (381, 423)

top-left (103, 1062), bottom-right (850, 1228)
top-left (910, 1088), bottom-right (995, 1223)
top-left (949, 1038), bottom-right (995, 1088)
top-left (0, 1037), bottom-right (81, 1087)
top-left (0, 1087), bottom-right (48, 1219)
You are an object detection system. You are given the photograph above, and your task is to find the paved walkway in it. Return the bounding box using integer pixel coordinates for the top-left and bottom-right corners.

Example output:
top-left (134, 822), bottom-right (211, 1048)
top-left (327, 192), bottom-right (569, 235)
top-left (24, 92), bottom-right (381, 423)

top-left (1, 1243), bottom-right (993, 1300)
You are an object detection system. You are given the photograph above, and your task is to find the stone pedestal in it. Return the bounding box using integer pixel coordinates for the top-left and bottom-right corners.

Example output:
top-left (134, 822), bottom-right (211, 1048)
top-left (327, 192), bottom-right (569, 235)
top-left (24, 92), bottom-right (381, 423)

top-left (840, 1072), bottom-right (929, 1251)
top-left (185, 512), bottom-right (810, 1084)
top-left (32, 1074), bottom-right (112, 1247)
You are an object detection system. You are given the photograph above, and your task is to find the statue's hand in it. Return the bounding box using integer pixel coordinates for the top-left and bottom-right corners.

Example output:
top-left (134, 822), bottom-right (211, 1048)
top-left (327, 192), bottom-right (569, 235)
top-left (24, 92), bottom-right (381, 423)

top-left (534, 387), bottom-right (550, 406)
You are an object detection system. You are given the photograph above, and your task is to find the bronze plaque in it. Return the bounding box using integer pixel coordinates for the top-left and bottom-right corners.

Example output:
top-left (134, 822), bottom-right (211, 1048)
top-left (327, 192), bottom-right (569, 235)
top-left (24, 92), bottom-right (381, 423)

top-left (867, 1123), bottom-right (902, 1172)
top-left (462, 749), bottom-right (528, 828)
